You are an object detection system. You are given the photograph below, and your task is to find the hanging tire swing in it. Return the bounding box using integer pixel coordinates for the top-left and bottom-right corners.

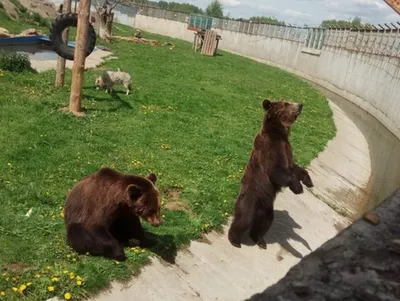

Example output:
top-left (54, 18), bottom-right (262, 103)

top-left (49, 13), bottom-right (97, 61)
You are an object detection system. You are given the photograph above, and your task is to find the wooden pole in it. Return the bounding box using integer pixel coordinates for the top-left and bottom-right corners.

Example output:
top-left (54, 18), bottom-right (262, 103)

top-left (55, 0), bottom-right (72, 88)
top-left (68, 0), bottom-right (91, 116)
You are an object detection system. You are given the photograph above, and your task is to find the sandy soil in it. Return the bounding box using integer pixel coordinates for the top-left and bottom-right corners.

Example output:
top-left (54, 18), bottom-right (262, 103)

top-left (0, 0), bottom-right (57, 19)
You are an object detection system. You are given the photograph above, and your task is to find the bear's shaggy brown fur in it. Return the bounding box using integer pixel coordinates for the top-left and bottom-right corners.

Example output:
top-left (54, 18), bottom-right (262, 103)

top-left (228, 99), bottom-right (313, 249)
top-left (64, 167), bottom-right (163, 261)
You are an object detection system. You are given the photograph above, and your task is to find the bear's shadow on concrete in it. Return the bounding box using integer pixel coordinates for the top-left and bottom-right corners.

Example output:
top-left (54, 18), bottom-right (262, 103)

top-left (142, 231), bottom-right (178, 264)
top-left (241, 209), bottom-right (312, 259)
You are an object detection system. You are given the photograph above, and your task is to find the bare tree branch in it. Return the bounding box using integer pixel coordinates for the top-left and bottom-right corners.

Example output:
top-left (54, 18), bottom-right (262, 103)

top-left (110, 0), bottom-right (123, 10)
top-left (93, 0), bottom-right (102, 10)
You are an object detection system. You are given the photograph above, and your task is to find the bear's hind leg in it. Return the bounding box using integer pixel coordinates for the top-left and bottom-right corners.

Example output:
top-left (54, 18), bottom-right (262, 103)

top-left (228, 203), bottom-right (254, 248)
top-left (91, 227), bottom-right (127, 261)
top-left (67, 224), bottom-right (126, 261)
top-left (249, 207), bottom-right (274, 249)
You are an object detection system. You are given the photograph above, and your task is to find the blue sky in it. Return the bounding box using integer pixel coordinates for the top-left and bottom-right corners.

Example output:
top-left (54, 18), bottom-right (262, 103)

top-left (181, 0), bottom-right (400, 26)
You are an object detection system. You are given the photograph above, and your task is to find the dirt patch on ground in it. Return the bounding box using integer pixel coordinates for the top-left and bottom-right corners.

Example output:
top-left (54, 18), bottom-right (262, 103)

top-left (165, 188), bottom-right (181, 199)
top-left (164, 200), bottom-right (190, 212)
top-left (4, 262), bottom-right (34, 274)
top-left (0, 0), bottom-right (19, 19)
top-left (162, 187), bottom-right (194, 214)
top-left (0, 0), bottom-right (57, 19)
top-left (20, 0), bottom-right (56, 18)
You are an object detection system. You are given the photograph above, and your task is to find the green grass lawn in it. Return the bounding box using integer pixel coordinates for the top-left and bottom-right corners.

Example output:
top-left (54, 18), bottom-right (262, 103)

top-left (0, 15), bottom-right (336, 301)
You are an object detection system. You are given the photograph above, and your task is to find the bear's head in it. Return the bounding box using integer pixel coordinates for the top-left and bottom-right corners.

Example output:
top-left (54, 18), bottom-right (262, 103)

top-left (262, 99), bottom-right (303, 129)
top-left (126, 173), bottom-right (163, 227)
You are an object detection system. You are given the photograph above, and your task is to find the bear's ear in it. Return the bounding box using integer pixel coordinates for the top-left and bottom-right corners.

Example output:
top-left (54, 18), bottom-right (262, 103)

top-left (127, 184), bottom-right (142, 201)
top-left (262, 99), bottom-right (272, 111)
top-left (147, 173), bottom-right (157, 184)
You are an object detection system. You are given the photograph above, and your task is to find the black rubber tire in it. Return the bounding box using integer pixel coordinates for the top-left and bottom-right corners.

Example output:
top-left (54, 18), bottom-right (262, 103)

top-left (49, 13), bottom-right (97, 61)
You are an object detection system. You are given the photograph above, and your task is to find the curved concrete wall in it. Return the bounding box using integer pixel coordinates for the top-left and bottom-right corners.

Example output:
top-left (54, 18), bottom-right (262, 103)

top-left (211, 30), bottom-right (400, 141)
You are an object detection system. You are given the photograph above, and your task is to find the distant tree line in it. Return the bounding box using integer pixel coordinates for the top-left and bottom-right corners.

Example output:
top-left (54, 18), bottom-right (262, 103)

top-left (129, 0), bottom-right (204, 14)
top-left (320, 17), bottom-right (373, 29)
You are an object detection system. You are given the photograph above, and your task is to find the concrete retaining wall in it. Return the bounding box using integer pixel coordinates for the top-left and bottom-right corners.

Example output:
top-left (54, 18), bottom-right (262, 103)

top-left (211, 29), bottom-right (400, 141)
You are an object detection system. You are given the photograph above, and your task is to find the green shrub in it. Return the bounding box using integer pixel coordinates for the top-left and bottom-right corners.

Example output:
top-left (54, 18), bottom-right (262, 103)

top-left (32, 12), bottom-right (47, 27)
top-left (19, 6), bottom-right (27, 13)
top-left (0, 51), bottom-right (35, 73)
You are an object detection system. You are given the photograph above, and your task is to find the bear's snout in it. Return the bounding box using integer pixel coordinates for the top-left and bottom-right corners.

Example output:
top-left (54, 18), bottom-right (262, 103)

top-left (147, 216), bottom-right (163, 227)
top-left (298, 103), bottom-right (303, 112)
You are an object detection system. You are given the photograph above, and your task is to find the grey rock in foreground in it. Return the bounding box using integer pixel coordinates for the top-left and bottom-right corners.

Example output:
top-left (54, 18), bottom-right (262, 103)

top-left (245, 189), bottom-right (400, 301)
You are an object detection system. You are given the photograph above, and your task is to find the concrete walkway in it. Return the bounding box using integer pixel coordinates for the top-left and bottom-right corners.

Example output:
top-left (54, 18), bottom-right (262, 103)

top-left (91, 100), bottom-right (371, 301)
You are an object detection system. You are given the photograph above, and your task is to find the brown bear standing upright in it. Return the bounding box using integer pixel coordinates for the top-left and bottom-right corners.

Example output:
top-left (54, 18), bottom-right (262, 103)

top-left (64, 167), bottom-right (163, 261)
top-left (228, 99), bottom-right (313, 249)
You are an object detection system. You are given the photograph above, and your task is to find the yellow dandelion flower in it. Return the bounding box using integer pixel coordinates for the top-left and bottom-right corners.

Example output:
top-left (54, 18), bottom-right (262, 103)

top-left (46, 266), bottom-right (52, 270)
top-left (51, 277), bottom-right (58, 282)
top-left (76, 280), bottom-right (82, 286)
top-left (47, 286), bottom-right (55, 292)
top-left (69, 273), bottom-right (75, 280)
top-left (115, 261), bottom-right (120, 264)
top-left (63, 270), bottom-right (69, 274)
top-left (26, 282), bottom-right (32, 286)
top-left (0, 291), bottom-right (5, 296)
top-left (60, 211), bottom-right (65, 218)
top-left (18, 284), bottom-right (26, 292)
top-left (76, 276), bottom-right (82, 281)
top-left (64, 292), bottom-right (72, 300)
top-left (204, 224), bottom-right (209, 228)
top-left (35, 274), bottom-right (41, 279)
top-left (12, 287), bottom-right (17, 292)
top-left (7, 163), bottom-right (12, 167)
top-left (141, 249), bottom-right (145, 253)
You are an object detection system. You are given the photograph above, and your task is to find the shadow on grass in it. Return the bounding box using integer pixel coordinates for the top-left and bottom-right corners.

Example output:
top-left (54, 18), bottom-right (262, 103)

top-left (82, 91), bottom-right (133, 113)
top-left (142, 232), bottom-right (178, 264)
top-left (241, 209), bottom-right (311, 259)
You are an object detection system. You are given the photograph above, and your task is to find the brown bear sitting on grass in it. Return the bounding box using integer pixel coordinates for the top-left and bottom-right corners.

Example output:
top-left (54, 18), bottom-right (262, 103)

top-left (64, 167), bottom-right (163, 261)
top-left (228, 99), bottom-right (313, 249)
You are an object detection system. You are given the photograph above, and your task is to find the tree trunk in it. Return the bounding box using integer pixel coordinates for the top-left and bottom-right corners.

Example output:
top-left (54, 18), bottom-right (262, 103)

top-left (96, 2), bottom-right (116, 42)
top-left (68, 0), bottom-right (91, 116)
